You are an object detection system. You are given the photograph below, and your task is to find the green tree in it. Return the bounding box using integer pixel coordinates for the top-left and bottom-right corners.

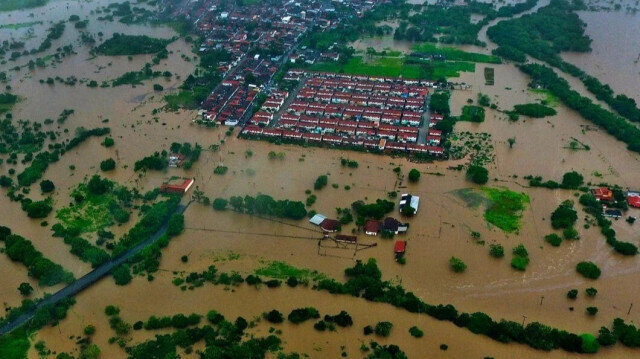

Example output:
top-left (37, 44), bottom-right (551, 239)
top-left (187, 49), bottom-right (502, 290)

top-left (562, 171), bottom-right (584, 189)
top-left (408, 169), bottom-right (420, 182)
top-left (466, 165), bottom-right (488, 184)
top-left (374, 321), bottom-right (393, 337)
top-left (212, 198), bottom-right (228, 210)
top-left (576, 261), bottom-right (601, 279)
top-left (100, 158), bottom-right (116, 171)
top-left (18, 282), bottom-right (33, 296)
top-left (40, 180), bottom-right (55, 193)
top-left (449, 257), bottom-right (466, 273)
top-left (167, 214), bottom-right (185, 237)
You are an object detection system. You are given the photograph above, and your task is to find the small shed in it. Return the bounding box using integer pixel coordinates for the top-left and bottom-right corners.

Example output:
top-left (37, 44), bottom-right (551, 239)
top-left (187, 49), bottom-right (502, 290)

top-left (309, 214), bottom-right (327, 226)
top-left (394, 240), bottom-right (406, 259)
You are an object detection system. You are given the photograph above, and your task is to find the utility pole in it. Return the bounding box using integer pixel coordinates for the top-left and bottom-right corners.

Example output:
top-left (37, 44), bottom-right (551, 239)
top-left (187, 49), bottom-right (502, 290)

top-left (539, 296), bottom-right (545, 306)
top-left (522, 315), bottom-right (527, 326)
top-left (628, 303), bottom-right (633, 315)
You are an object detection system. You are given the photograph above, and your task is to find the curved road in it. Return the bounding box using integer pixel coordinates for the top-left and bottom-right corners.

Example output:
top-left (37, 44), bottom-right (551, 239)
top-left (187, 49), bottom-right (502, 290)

top-left (0, 202), bottom-right (189, 337)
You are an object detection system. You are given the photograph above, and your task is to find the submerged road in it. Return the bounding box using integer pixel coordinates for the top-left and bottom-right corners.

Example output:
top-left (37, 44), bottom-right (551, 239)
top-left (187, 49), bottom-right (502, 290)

top-left (0, 202), bottom-right (190, 337)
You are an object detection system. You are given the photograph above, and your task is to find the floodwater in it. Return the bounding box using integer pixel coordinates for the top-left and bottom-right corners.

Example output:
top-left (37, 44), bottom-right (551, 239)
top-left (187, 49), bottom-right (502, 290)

top-left (0, 0), bottom-right (640, 358)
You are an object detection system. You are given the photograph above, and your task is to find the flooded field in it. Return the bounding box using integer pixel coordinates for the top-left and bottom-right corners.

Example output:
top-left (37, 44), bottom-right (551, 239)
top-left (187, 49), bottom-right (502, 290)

top-left (1, 0), bottom-right (640, 358)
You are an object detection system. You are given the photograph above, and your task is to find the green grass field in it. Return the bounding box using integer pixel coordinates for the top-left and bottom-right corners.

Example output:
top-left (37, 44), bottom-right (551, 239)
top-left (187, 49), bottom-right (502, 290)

top-left (412, 43), bottom-right (501, 64)
top-left (255, 261), bottom-right (326, 283)
top-left (481, 188), bottom-right (530, 233)
top-left (0, 21), bottom-right (42, 29)
top-left (308, 56), bottom-right (475, 79)
top-left (0, 0), bottom-right (47, 12)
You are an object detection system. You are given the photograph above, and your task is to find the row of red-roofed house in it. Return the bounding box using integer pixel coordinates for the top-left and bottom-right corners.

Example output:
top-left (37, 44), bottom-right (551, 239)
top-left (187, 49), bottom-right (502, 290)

top-left (240, 125), bottom-right (444, 156)
top-left (296, 90), bottom-right (424, 110)
top-left (285, 102), bottom-right (423, 126)
top-left (287, 70), bottom-right (436, 87)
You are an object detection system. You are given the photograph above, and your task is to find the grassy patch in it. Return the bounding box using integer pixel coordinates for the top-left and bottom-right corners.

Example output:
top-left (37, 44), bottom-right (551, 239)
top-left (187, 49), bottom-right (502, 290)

top-left (0, 21), bottom-right (42, 29)
top-left (412, 43), bottom-right (501, 64)
top-left (307, 56), bottom-right (474, 79)
top-left (528, 88), bottom-right (560, 107)
top-left (481, 188), bottom-right (529, 233)
top-left (0, 327), bottom-right (29, 359)
top-left (94, 34), bottom-right (171, 56)
top-left (451, 188), bottom-right (491, 209)
top-left (56, 182), bottom-right (131, 234)
top-left (255, 261), bottom-right (326, 283)
top-left (0, 0), bottom-right (47, 12)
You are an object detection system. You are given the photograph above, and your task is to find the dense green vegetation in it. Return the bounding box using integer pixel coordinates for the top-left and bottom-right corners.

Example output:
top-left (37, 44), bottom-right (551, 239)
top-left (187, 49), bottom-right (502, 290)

top-left (95, 33), bottom-right (171, 55)
top-left (220, 194), bottom-right (307, 220)
top-left (520, 63), bottom-right (640, 154)
top-left (488, 0), bottom-right (640, 123)
top-left (449, 257), bottom-right (466, 273)
top-left (307, 56), bottom-right (474, 80)
top-left (510, 244), bottom-right (530, 271)
top-left (460, 105), bottom-right (485, 122)
top-left (412, 43), bottom-right (500, 63)
top-left (0, 93), bottom-right (18, 114)
top-left (0, 226), bottom-right (74, 286)
top-left (512, 103), bottom-right (557, 118)
top-left (134, 151), bottom-right (167, 171)
top-left (481, 188), bottom-right (529, 233)
top-left (466, 165), bottom-right (488, 185)
top-left (579, 193), bottom-right (638, 255)
top-left (430, 91), bottom-right (451, 116)
top-left (315, 258), bottom-right (603, 353)
top-left (550, 201), bottom-right (577, 229)
top-left (0, 0), bottom-right (48, 12)
top-left (576, 261), bottom-right (601, 279)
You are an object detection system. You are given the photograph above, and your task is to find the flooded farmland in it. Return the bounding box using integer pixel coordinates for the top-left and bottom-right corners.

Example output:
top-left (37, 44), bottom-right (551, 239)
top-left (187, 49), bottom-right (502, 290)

top-left (0, 0), bottom-right (640, 358)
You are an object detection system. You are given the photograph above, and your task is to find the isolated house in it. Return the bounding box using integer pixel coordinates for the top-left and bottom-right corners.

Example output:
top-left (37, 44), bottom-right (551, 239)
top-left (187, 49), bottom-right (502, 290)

top-left (364, 220), bottom-right (381, 236)
top-left (320, 218), bottom-right (340, 232)
top-left (382, 217), bottom-right (408, 234)
top-left (593, 187), bottom-right (613, 202)
top-left (160, 178), bottom-right (195, 195)
top-left (399, 194), bottom-right (420, 214)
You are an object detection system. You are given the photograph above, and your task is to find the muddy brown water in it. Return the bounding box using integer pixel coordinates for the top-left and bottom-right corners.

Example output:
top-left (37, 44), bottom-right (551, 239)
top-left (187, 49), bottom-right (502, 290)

top-left (0, 1), bottom-right (639, 358)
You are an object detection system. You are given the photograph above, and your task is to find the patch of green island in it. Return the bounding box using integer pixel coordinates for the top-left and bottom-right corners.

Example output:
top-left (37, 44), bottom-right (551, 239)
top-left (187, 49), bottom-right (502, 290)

top-left (94, 33), bottom-right (173, 56)
top-left (0, 93), bottom-right (18, 114)
top-left (412, 42), bottom-right (501, 64)
top-left (0, 21), bottom-right (42, 30)
top-left (308, 56), bottom-right (474, 79)
top-left (481, 187), bottom-right (529, 233)
top-left (0, 0), bottom-right (47, 12)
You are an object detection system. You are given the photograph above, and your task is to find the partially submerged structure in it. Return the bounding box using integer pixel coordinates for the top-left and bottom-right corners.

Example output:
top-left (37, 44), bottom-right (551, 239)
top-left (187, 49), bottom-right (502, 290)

top-left (399, 193), bottom-right (420, 214)
top-left (160, 178), bottom-right (195, 195)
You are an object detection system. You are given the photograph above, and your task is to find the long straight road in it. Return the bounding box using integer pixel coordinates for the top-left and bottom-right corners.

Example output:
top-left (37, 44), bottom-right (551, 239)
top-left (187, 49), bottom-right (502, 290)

top-left (417, 94), bottom-right (432, 145)
top-left (0, 202), bottom-right (190, 337)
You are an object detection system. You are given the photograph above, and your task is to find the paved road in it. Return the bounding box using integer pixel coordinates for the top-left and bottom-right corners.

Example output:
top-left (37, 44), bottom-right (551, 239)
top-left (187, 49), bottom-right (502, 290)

top-left (0, 202), bottom-right (190, 337)
top-left (417, 94), bottom-right (432, 145)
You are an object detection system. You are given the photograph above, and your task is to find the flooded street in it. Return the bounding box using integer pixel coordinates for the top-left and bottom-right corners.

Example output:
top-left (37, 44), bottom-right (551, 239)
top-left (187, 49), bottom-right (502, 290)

top-left (0, 0), bottom-right (640, 358)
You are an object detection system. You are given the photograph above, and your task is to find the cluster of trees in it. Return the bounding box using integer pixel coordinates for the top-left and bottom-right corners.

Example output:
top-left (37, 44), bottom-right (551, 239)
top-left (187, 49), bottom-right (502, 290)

top-left (460, 105), bottom-right (485, 122)
top-left (0, 227), bottom-right (74, 286)
top-left (21, 198), bottom-right (52, 218)
top-left (550, 200), bottom-right (578, 229)
top-left (287, 307), bottom-right (320, 324)
top-left (314, 258), bottom-right (603, 353)
top-left (394, 6), bottom-right (484, 45)
top-left (169, 142), bottom-right (202, 169)
top-left (351, 199), bottom-right (395, 220)
top-left (113, 196), bottom-right (180, 256)
top-left (143, 313), bottom-right (201, 330)
top-left (510, 244), bottom-right (530, 271)
top-left (579, 193), bottom-right (638, 255)
top-left (526, 171), bottom-right (584, 190)
top-left (519, 64), bottom-right (640, 154)
top-left (314, 175), bottom-right (328, 190)
top-left (466, 165), bottom-right (488, 185)
top-left (134, 151), bottom-right (167, 171)
top-left (512, 103), bottom-right (557, 118)
top-left (340, 158), bottom-right (359, 168)
top-left (214, 194), bottom-right (307, 220)
top-left (576, 261), bottom-right (601, 279)
top-left (100, 158), bottom-right (116, 171)
top-left (430, 91), bottom-right (451, 116)
top-left (94, 33), bottom-right (171, 55)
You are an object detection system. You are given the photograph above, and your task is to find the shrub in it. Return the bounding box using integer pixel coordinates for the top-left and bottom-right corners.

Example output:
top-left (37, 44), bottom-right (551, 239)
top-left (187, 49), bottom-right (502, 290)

top-left (84, 325), bottom-right (96, 335)
top-left (102, 137), bottom-right (115, 147)
top-left (545, 233), bottom-right (562, 246)
top-left (585, 287), bottom-right (597, 297)
top-left (551, 201), bottom-right (577, 229)
top-left (18, 282), bottom-right (33, 296)
top-left (286, 276), bottom-right (299, 287)
top-left (374, 321), bottom-right (393, 337)
top-left (466, 165), bottom-right (488, 184)
top-left (561, 171), bottom-right (584, 189)
top-left (510, 256), bottom-right (529, 271)
top-left (206, 310), bottom-right (224, 324)
top-left (100, 158), bottom-right (116, 171)
top-left (264, 310), bottom-right (284, 324)
top-left (40, 180), bottom-right (55, 193)
top-left (576, 262), bottom-right (601, 279)
top-left (512, 244), bottom-right (528, 257)
top-left (563, 226), bottom-right (578, 239)
top-left (409, 326), bottom-right (424, 338)
top-left (153, 84), bottom-right (164, 91)
top-left (408, 169), bottom-right (420, 182)
top-left (246, 275), bottom-right (262, 286)
top-left (449, 257), bottom-right (466, 273)
top-left (24, 200), bottom-right (52, 218)
top-left (314, 175), bottom-right (328, 190)
top-left (586, 307), bottom-right (599, 316)
top-left (314, 321), bottom-right (327, 331)
top-left (489, 244), bottom-right (504, 258)
top-left (112, 264), bottom-right (132, 285)
top-left (288, 307), bottom-right (320, 324)
top-left (363, 325), bottom-right (374, 335)
top-left (567, 289), bottom-right (578, 299)
top-left (324, 311), bottom-right (353, 327)
top-left (581, 333), bottom-right (600, 353)
top-left (105, 305), bottom-right (120, 316)
top-left (212, 198), bottom-right (228, 210)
